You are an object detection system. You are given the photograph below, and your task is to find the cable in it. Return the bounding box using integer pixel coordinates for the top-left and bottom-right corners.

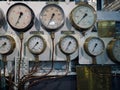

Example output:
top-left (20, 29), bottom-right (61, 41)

top-left (20, 61), bottom-right (39, 81)
top-left (5, 77), bottom-right (18, 88)
top-left (1, 55), bottom-right (18, 89)
top-left (18, 33), bottom-right (24, 84)
top-left (18, 55), bottom-right (40, 90)
top-left (18, 63), bottom-right (39, 90)
top-left (18, 32), bottom-right (55, 90)
top-left (20, 55), bottom-right (40, 81)
top-left (27, 54), bottom-right (70, 90)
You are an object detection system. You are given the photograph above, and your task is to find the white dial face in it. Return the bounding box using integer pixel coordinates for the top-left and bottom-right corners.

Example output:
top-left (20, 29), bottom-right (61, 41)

top-left (71, 4), bottom-right (96, 29)
top-left (27, 35), bottom-right (46, 55)
top-left (40, 4), bottom-right (65, 30)
top-left (7, 3), bottom-right (34, 30)
top-left (0, 36), bottom-right (15, 55)
top-left (87, 37), bottom-right (105, 56)
top-left (59, 36), bottom-right (78, 54)
top-left (113, 40), bottom-right (120, 61)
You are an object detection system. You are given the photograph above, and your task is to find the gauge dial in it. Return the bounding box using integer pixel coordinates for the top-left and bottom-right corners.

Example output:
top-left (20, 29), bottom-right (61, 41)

top-left (107, 39), bottom-right (120, 64)
top-left (0, 35), bottom-right (16, 55)
top-left (70, 3), bottom-right (97, 30)
top-left (27, 35), bottom-right (46, 55)
top-left (40, 4), bottom-right (65, 31)
top-left (6, 3), bottom-right (34, 32)
top-left (84, 37), bottom-right (105, 56)
top-left (59, 35), bottom-right (78, 55)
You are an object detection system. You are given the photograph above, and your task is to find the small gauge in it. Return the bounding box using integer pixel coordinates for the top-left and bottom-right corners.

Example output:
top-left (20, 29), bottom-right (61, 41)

top-left (27, 35), bottom-right (46, 55)
top-left (59, 35), bottom-right (78, 55)
top-left (0, 8), bottom-right (5, 28)
top-left (69, 3), bottom-right (97, 30)
top-left (0, 35), bottom-right (16, 55)
top-left (84, 37), bottom-right (105, 56)
top-left (39, 4), bottom-right (65, 31)
top-left (107, 39), bottom-right (120, 64)
top-left (6, 3), bottom-right (35, 32)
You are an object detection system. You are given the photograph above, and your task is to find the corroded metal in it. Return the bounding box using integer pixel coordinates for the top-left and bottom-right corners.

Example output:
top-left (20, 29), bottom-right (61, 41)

top-left (76, 65), bottom-right (111, 90)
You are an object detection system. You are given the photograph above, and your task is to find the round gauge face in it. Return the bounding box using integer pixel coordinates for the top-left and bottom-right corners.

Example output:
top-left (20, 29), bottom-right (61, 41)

top-left (27, 35), bottom-right (46, 55)
top-left (84, 37), bottom-right (105, 56)
top-left (107, 39), bottom-right (120, 63)
top-left (0, 35), bottom-right (16, 55)
top-left (59, 35), bottom-right (78, 55)
top-left (70, 3), bottom-right (97, 30)
top-left (40, 4), bottom-right (65, 31)
top-left (6, 3), bottom-right (34, 32)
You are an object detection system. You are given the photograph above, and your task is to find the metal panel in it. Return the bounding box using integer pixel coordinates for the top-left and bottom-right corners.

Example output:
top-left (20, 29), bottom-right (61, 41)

top-left (97, 11), bottom-right (120, 21)
top-left (76, 65), bottom-right (111, 90)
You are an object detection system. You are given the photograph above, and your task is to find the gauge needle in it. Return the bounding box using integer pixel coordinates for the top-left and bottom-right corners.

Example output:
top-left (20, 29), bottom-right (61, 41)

top-left (15, 12), bottom-right (23, 25)
top-left (32, 42), bottom-right (39, 49)
top-left (77, 13), bottom-right (87, 24)
top-left (0, 42), bottom-right (6, 48)
top-left (47, 13), bottom-right (55, 26)
top-left (92, 43), bottom-right (97, 52)
top-left (65, 41), bottom-right (72, 50)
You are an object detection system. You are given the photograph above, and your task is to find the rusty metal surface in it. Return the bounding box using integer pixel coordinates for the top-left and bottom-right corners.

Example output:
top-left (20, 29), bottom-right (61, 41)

top-left (76, 65), bottom-right (111, 90)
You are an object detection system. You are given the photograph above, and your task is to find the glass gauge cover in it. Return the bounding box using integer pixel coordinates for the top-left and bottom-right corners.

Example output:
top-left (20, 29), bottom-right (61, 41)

top-left (107, 39), bottom-right (120, 64)
top-left (84, 37), bottom-right (105, 56)
top-left (39, 4), bottom-right (65, 31)
top-left (27, 35), bottom-right (46, 55)
top-left (70, 3), bottom-right (97, 30)
top-left (6, 3), bottom-right (35, 32)
top-left (0, 35), bottom-right (16, 55)
top-left (59, 35), bottom-right (78, 55)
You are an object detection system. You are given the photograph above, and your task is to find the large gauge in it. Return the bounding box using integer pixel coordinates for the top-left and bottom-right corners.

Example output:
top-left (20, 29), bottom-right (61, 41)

top-left (107, 39), bottom-right (120, 64)
top-left (39, 4), bottom-right (65, 31)
top-left (27, 35), bottom-right (46, 55)
top-left (59, 35), bottom-right (78, 55)
top-left (84, 37), bottom-right (105, 56)
top-left (0, 35), bottom-right (16, 55)
top-left (69, 3), bottom-right (97, 30)
top-left (6, 3), bottom-right (35, 32)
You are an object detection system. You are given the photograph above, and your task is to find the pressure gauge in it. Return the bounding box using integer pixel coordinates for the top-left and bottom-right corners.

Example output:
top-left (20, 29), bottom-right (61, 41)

top-left (0, 8), bottom-right (5, 28)
top-left (6, 3), bottom-right (35, 32)
top-left (0, 35), bottom-right (16, 55)
top-left (39, 4), bottom-right (65, 31)
top-left (27, 35), bottom-right (46, 55)
top-left (107, 39), bottom-right (120, 64)
top-left (59, 35), bottom-right (78, 55)
top-left (69, 3), bottom-right (97, 30)
top-left (84, 37), bottom-right (105, 56)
